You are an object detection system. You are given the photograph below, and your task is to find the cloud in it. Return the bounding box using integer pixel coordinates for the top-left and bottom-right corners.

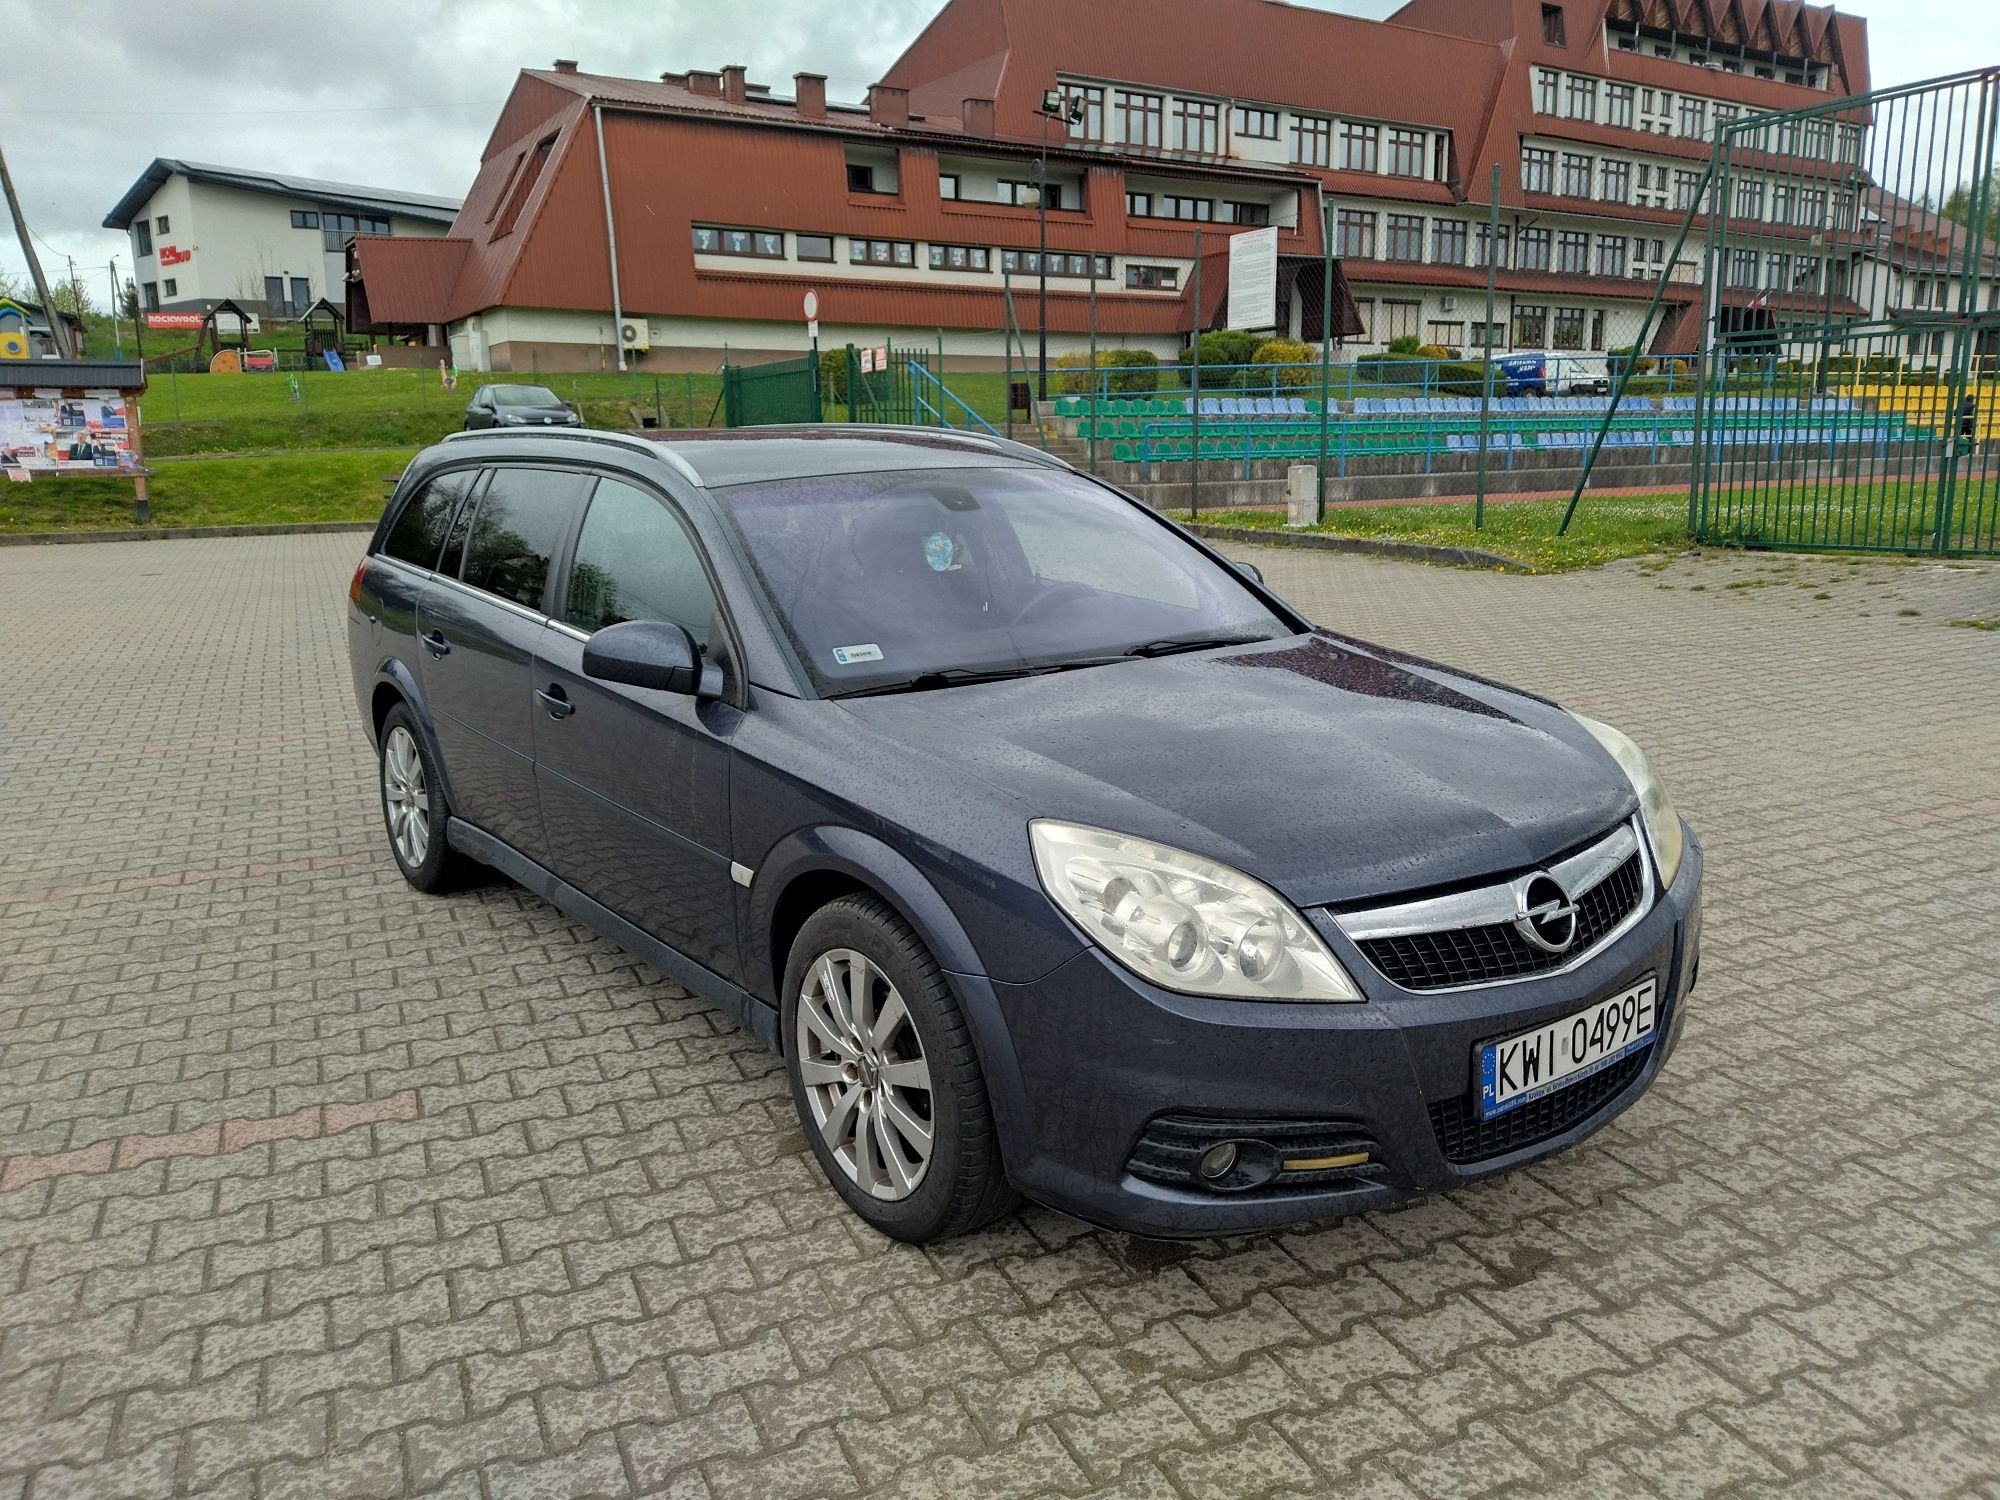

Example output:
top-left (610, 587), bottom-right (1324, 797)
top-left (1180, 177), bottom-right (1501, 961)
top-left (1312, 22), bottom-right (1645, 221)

top-left (3, 0), bottom-right (1992, 303)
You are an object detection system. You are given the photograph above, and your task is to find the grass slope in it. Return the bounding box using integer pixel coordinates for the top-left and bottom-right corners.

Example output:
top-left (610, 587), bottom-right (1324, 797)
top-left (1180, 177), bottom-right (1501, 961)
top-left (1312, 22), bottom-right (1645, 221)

top-left (0, 450), bottom-right (414, 534)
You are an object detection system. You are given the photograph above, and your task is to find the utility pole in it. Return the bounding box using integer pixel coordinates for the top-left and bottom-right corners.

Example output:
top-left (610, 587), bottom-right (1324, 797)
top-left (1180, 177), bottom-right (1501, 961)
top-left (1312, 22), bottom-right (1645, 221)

top-left (0, 136), bottom-right (75, 357)
top-left (107, 260), bottom-right (123, 358)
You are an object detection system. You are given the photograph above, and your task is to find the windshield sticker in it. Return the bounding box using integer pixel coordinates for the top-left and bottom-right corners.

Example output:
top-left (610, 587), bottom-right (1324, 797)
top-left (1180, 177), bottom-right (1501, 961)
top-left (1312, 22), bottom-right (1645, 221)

top-left (924, 531), bottom-right (957, 572)
top-left (832, 643), bottom-right (884, 666)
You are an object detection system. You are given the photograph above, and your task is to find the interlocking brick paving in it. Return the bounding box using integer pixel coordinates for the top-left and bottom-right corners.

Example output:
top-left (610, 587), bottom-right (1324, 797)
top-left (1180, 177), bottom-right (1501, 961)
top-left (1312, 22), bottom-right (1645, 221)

top-left (1, 532), bottom-right (1994, 1499)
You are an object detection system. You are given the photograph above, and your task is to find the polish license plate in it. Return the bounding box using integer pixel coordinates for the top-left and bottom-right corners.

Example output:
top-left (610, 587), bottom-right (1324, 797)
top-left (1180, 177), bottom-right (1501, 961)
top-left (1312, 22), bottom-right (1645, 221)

top-left (1478, 977), bottom-right (1657, 1120)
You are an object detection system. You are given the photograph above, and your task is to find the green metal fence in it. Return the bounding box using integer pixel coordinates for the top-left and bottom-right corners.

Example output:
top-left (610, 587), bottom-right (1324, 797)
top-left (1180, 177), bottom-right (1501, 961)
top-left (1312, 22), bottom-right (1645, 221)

top-left (721, 354), bottom-right (821, 427)
top-left (1688, 68), bottom-right (2000, 556)
top-left (845, 344), bottom-right (934, 425)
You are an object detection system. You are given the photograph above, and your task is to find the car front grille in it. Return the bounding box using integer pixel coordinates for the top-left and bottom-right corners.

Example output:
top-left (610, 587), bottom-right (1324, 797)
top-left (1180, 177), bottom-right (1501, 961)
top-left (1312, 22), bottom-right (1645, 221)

top-left (1356, 851), bottom-right (1645, 991)
top-left (1427, 1040), bottom-right (1653, 1164)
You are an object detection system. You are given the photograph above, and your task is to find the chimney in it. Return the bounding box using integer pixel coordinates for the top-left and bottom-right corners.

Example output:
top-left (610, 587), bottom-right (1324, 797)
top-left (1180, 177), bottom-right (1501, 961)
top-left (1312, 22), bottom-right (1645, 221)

top-left (794, 72), bottom-right (827, 118)
top-left (962, 97), bottom-right (995, 137)
top-left (686, 69), bottom-right (721, 96)
top-left (867, 83), bottom-right (910, 128)
top-left (721, 64), bottom-right (748, 104)
top-left (552, 58), bottom-right (578, 74)
top-left (659, 71), bottom-right (686, 86)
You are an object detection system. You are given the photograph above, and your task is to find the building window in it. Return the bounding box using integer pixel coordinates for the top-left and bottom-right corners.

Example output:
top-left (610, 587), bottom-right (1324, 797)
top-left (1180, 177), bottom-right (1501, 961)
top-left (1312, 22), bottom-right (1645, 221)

top-left (1597, 235), bottom-right (1628, 277)
top-left (1713, 103), bottom-right (1738, 129)
top-left (1160, 194), bottom-right (1213, 221)
top-left (1535, 69), bottom-right (1560, 115)
top-left (1802, 188), bottom-right (1827, 224)
top-left (1428, 320), bottom-right (1466, 349)
top-left (1541, 4), bottom-right (1566, 46)
top-left (1734, 179), bottom-right (1764, 219)
top-left (1800, 119), bottom-right (1831, 158)
top-left (323, 210), bottom-right (390, 252)
top-left (1771, 184), bottom-right (1795, 224)
top-left (1387, 128), bottom-right (1426, 177)
top-left (1561, 153), bottom-right (1593, 197)
top-left (1350, 298), bottom-right (1373, 341)
top-left (1292, 114), bottom-right (1332, 167)
top-left (1519, 226), bottom-right (1552, 270)
top-left (1556, 230), bottom-right (1590, 273)
top-left (1673, 169), bottom-right (1702, 211)
top-left (848, 163), bottom-right (877, 193)
top-left (939, 173), bottom-right (960, 200)
top-left (850, 238), bottom-right (916, 266)
top-left (797, 234), bottom-right (834, 262)
top-left (1114, 89), bottom-right (1163, 147)
top-left (1566, 75), bottom-right (1597, 120)
top-left (1514, 303), bottom-right (1548, 346)
top-left (1728, 249), bottom-right (1758, 287)
top-left (1522, 147), bottom-right (1555, 194)
top-left (1469, 320), bottom-right (1505, 349)
top-left (1062, 83), bottom-right (1104, 140)
top-left (290, 210), bottom-right (319, 229)
top-left (1378, 299), bottom-right (1420, 341)
top-left (1341, 121), bottom-right (1379, 173)
top-left (1220, 201), bottom-right (1270, 225)
top-left (264, 275), bottom-right (283, 310)
top-left (1173, 98), bottom-right (1221, 154)
top-left (1233, 105), bottom-right (1278, 140)
top-left (492, 132), bottom-right (555, 238)
top-left (692, 226), bottom-right (785, 259)
top-left (156, 215), bottom-right (170, 233)
top-left (1678, 96), bottom-right (1707, 137)
top-left (1432, 219), bottom-right (1468, 266)
top-left (1589, 308), bottom-right (1606, 351)
top-left (141, 281), bottom-right (158, 309)
top-left (1768, 252), bottom-right (1791, 290)
top-left (163, 278), bottom-right (177, 298)
top-left (1476, 223), bottom-right (1509, 268)
top-left (999, 178), bottom-right (1061, 208)
top-left (1125, 264), bottom-right (1179, 289)
top-left (1551, 307), bottom-right (1586, 349)
top-left (1335, 209), bottom-right (1376, 258)
top-left (1605, 84), bottom-right (1635, 129)
top-left (134, 221), bottom-right (152, 257)
top-left (927, 244), bottom-right (992, 271)
top-left (1385, 214), bottom-right (1425, 261)
top-left (1125, 191), bottom-right (1152, 217)
top-left (1600, 159), bottom-right (1630, 202)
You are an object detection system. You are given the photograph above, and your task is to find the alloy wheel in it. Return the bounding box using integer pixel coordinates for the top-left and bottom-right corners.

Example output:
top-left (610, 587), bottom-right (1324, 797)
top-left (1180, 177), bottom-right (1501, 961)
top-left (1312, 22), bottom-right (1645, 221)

top-left (382, 725), bottom-right (431, 869)
top-left (794, 948), bottom-right (935, 1200)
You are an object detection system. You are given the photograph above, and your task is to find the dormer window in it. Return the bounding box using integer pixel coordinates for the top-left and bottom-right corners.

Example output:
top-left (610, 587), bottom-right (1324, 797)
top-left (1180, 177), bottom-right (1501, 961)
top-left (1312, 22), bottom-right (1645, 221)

top-left (1541, 4), bottom-right (1566, 47)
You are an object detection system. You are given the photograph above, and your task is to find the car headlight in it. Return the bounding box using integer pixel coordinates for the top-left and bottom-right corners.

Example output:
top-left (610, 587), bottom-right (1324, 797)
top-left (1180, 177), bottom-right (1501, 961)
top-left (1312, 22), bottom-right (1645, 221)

top-left (1029, 820), bottom-right (1363, 1002)
top-left (1573, 715), bottom-right (1684, 888)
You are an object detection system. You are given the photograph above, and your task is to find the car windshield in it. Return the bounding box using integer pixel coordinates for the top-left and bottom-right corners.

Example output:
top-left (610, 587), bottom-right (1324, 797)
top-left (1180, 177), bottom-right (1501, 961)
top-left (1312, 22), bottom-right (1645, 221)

top-left (491, 385), bottom-right (562, 407)
top-left (713, 465), bottom-right (1293, 695)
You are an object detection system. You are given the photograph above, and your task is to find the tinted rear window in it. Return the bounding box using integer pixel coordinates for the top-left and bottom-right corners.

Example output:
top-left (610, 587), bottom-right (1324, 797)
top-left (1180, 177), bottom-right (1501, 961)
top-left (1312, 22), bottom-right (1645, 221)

top-left (457, 467), bottom-right (591, 611)
top-left (381, 470), bottom-right (479, 570)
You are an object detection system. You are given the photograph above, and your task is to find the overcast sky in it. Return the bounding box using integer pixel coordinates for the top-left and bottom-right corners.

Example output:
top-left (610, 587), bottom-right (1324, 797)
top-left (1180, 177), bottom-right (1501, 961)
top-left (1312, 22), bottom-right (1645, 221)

top-left (3, 0), bottom-right (1995, 305)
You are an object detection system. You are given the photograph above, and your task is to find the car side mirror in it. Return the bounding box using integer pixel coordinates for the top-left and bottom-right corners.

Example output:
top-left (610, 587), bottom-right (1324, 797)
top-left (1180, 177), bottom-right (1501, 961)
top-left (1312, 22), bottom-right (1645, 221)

top-left (582, 619), bottom-right (699, 694)
top-left (1234, 560), bottom-right (1266, 586)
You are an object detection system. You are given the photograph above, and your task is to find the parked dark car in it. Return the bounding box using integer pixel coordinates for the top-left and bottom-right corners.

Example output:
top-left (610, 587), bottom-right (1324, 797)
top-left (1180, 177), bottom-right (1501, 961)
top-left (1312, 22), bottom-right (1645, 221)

top-left (461, 383), bottom-right (582, 431)
top-left (347, 427), bottom-right (1702, 1242)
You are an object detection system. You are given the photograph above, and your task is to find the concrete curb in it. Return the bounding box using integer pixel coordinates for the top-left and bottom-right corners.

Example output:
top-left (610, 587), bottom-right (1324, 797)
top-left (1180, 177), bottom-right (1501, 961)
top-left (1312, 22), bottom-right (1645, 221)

top-left (1186, 522), bottom-right (1523, 572)
top-left (0, 521), bottom-right (376, 547)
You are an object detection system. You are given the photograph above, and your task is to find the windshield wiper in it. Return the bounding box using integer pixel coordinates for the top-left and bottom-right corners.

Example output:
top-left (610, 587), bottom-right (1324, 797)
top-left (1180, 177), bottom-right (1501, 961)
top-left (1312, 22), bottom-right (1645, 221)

top-left (1121, 632), bottom-right (1271, 659)
top-left (830, 664), bottom-right (1063, 699)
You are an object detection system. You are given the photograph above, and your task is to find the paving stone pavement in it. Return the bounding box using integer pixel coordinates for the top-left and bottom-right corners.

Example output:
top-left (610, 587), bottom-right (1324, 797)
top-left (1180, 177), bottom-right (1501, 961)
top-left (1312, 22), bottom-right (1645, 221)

top-left (0, 531), bottom-right (1996, 1500)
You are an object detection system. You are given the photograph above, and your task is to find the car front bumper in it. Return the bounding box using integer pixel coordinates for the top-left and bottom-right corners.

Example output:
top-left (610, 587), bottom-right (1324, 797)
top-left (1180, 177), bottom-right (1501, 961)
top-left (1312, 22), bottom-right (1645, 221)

top-left (970, 832), bottom-right (1703, 1238)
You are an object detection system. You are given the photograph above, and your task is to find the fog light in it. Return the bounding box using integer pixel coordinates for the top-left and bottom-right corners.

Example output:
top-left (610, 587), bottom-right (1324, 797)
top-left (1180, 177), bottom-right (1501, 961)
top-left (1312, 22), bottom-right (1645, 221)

top-left (1198, 1142), bottom-right (1238, 1180)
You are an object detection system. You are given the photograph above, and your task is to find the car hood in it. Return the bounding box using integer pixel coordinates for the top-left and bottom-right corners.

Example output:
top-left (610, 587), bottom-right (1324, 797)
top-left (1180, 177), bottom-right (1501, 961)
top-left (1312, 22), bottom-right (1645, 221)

top-left (838, 631), bottom-right (1635, 908)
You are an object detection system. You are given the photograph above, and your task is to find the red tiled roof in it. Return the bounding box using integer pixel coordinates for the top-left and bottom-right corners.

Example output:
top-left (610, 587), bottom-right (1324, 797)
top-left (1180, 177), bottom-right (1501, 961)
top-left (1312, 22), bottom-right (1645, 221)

top-left (346, 236), bottom-right (468, 330)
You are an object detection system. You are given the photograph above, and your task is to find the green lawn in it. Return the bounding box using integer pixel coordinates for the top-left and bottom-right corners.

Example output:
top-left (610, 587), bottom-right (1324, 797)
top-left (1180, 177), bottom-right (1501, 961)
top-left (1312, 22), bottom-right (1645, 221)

top-left (0, 450), bottom-right (414, 533)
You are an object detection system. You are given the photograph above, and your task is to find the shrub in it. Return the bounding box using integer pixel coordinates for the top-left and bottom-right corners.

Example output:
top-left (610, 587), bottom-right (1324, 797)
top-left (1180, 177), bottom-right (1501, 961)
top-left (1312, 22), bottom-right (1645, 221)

top-left (1194, 329), bottom-right (1262, 385)
top-left (818, 348), bottom-right (848, 404)
top-left (1101, 347), bottom-right (1160, 393)
top-left (1415, 343), bottom-right (1453, 361)
top-left (1385, 335), bottom-right (1424, 356)
top-left (1250, 338), bottom-right (1315, 388)
top-left (1355, 352), bottom-right (1495, 395)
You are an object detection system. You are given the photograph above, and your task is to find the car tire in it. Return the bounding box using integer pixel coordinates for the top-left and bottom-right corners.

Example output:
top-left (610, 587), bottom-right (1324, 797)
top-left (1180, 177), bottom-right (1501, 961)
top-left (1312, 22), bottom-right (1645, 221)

top-left (377, 703), bottom-right (475, 893)
top-left (782, 894), bottom-right (1019, 1243)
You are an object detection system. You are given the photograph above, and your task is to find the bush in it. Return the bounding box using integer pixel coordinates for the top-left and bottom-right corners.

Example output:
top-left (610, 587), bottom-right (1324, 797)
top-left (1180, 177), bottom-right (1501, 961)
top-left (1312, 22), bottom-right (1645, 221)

top-left (1101, 347), bottom-right (1160, 393)
top-left (1194, 329), bottom-right (1262, 385)
top-left (1250, 338), bottom-right (1315, 388)
top-left (818, 348), bottom-right (848, 405)
top-left (1385, 335), bottom-right (1424, 356)
top-left (1355, 352), bottom-right (1496, 396)
top-left (1415, 343), bottom-right (1453, 361)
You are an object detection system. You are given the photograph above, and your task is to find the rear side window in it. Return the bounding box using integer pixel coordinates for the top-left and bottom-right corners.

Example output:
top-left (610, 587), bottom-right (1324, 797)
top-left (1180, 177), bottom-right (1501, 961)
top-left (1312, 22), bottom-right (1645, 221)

top-left (563, 478), bottom-right (715, 647)
top-left (380, 470), bottom-right (478, 569)
top-left (457, 467), bottom-right (591, 612)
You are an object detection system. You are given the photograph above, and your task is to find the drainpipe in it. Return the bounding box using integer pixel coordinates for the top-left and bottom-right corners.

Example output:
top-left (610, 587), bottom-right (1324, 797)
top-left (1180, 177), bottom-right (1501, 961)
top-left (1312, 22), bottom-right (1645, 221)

top-left (592, 104), bottom-right (628, 373)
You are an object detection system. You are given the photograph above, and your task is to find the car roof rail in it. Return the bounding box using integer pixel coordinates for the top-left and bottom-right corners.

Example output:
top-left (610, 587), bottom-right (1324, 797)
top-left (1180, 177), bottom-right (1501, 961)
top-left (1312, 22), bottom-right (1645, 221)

top-left (437, 426), bottom-right (706, 487)
top-left (840, 423), bottom-right (1077, 472)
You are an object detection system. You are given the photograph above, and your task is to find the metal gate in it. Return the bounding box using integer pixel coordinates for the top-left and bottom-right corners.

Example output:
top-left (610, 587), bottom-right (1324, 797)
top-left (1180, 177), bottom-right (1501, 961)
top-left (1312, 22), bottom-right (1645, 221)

top-left (1691, 68), bottom-right (2000, 555)
top-left (722, 354), bottom-right (821, 427)
top-left (845, 344), bottom-right (933, 424)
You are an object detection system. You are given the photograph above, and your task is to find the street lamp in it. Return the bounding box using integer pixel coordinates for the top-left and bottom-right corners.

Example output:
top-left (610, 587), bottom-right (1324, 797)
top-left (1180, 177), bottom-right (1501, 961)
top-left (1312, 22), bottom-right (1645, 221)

top-left (1035, 87), bottom-right (1085, 399)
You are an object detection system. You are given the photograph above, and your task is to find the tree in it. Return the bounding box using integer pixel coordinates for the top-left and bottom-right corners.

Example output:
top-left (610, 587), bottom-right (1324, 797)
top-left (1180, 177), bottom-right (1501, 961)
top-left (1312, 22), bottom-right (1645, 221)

top-left (47, 270), bottom-right (95, 319)
top-left (120, 278), bottom-right (138, 321)
top-left (1940, 173), bottom-right (2000, 242)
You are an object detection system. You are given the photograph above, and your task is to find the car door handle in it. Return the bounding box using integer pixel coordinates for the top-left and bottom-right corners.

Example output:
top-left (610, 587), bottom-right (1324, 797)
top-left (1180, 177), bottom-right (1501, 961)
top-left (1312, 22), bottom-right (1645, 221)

top-left (421, 629), bottom-right (450, 658)
top-left (535, 685), bottom-right (576, 720)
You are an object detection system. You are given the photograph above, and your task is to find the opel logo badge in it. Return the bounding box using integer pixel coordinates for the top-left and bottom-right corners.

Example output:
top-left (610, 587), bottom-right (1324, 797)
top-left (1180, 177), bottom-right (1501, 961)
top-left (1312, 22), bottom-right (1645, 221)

top-left (1515, 873), bottom-right (1579, 953)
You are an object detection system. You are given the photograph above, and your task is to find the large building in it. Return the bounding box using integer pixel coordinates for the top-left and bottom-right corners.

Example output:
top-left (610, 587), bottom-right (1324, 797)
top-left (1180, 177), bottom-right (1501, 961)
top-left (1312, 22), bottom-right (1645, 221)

top-left (348, 0), bottom-right (1923, 373)
top-left (103, 160), bottom-right (461, 321)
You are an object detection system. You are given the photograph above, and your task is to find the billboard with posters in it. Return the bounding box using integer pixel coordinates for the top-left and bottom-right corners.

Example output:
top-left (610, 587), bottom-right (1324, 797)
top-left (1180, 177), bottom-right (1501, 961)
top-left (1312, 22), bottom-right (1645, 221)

top-left (0, 390), bottom-right (138, 476)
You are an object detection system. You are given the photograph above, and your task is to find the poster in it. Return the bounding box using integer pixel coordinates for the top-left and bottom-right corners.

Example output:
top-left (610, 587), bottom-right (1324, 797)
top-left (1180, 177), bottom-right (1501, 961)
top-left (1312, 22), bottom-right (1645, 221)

top-left (0, 390), bottom-right (138, 475)
top-left (1227, 226), bottom-right (1280, 332)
